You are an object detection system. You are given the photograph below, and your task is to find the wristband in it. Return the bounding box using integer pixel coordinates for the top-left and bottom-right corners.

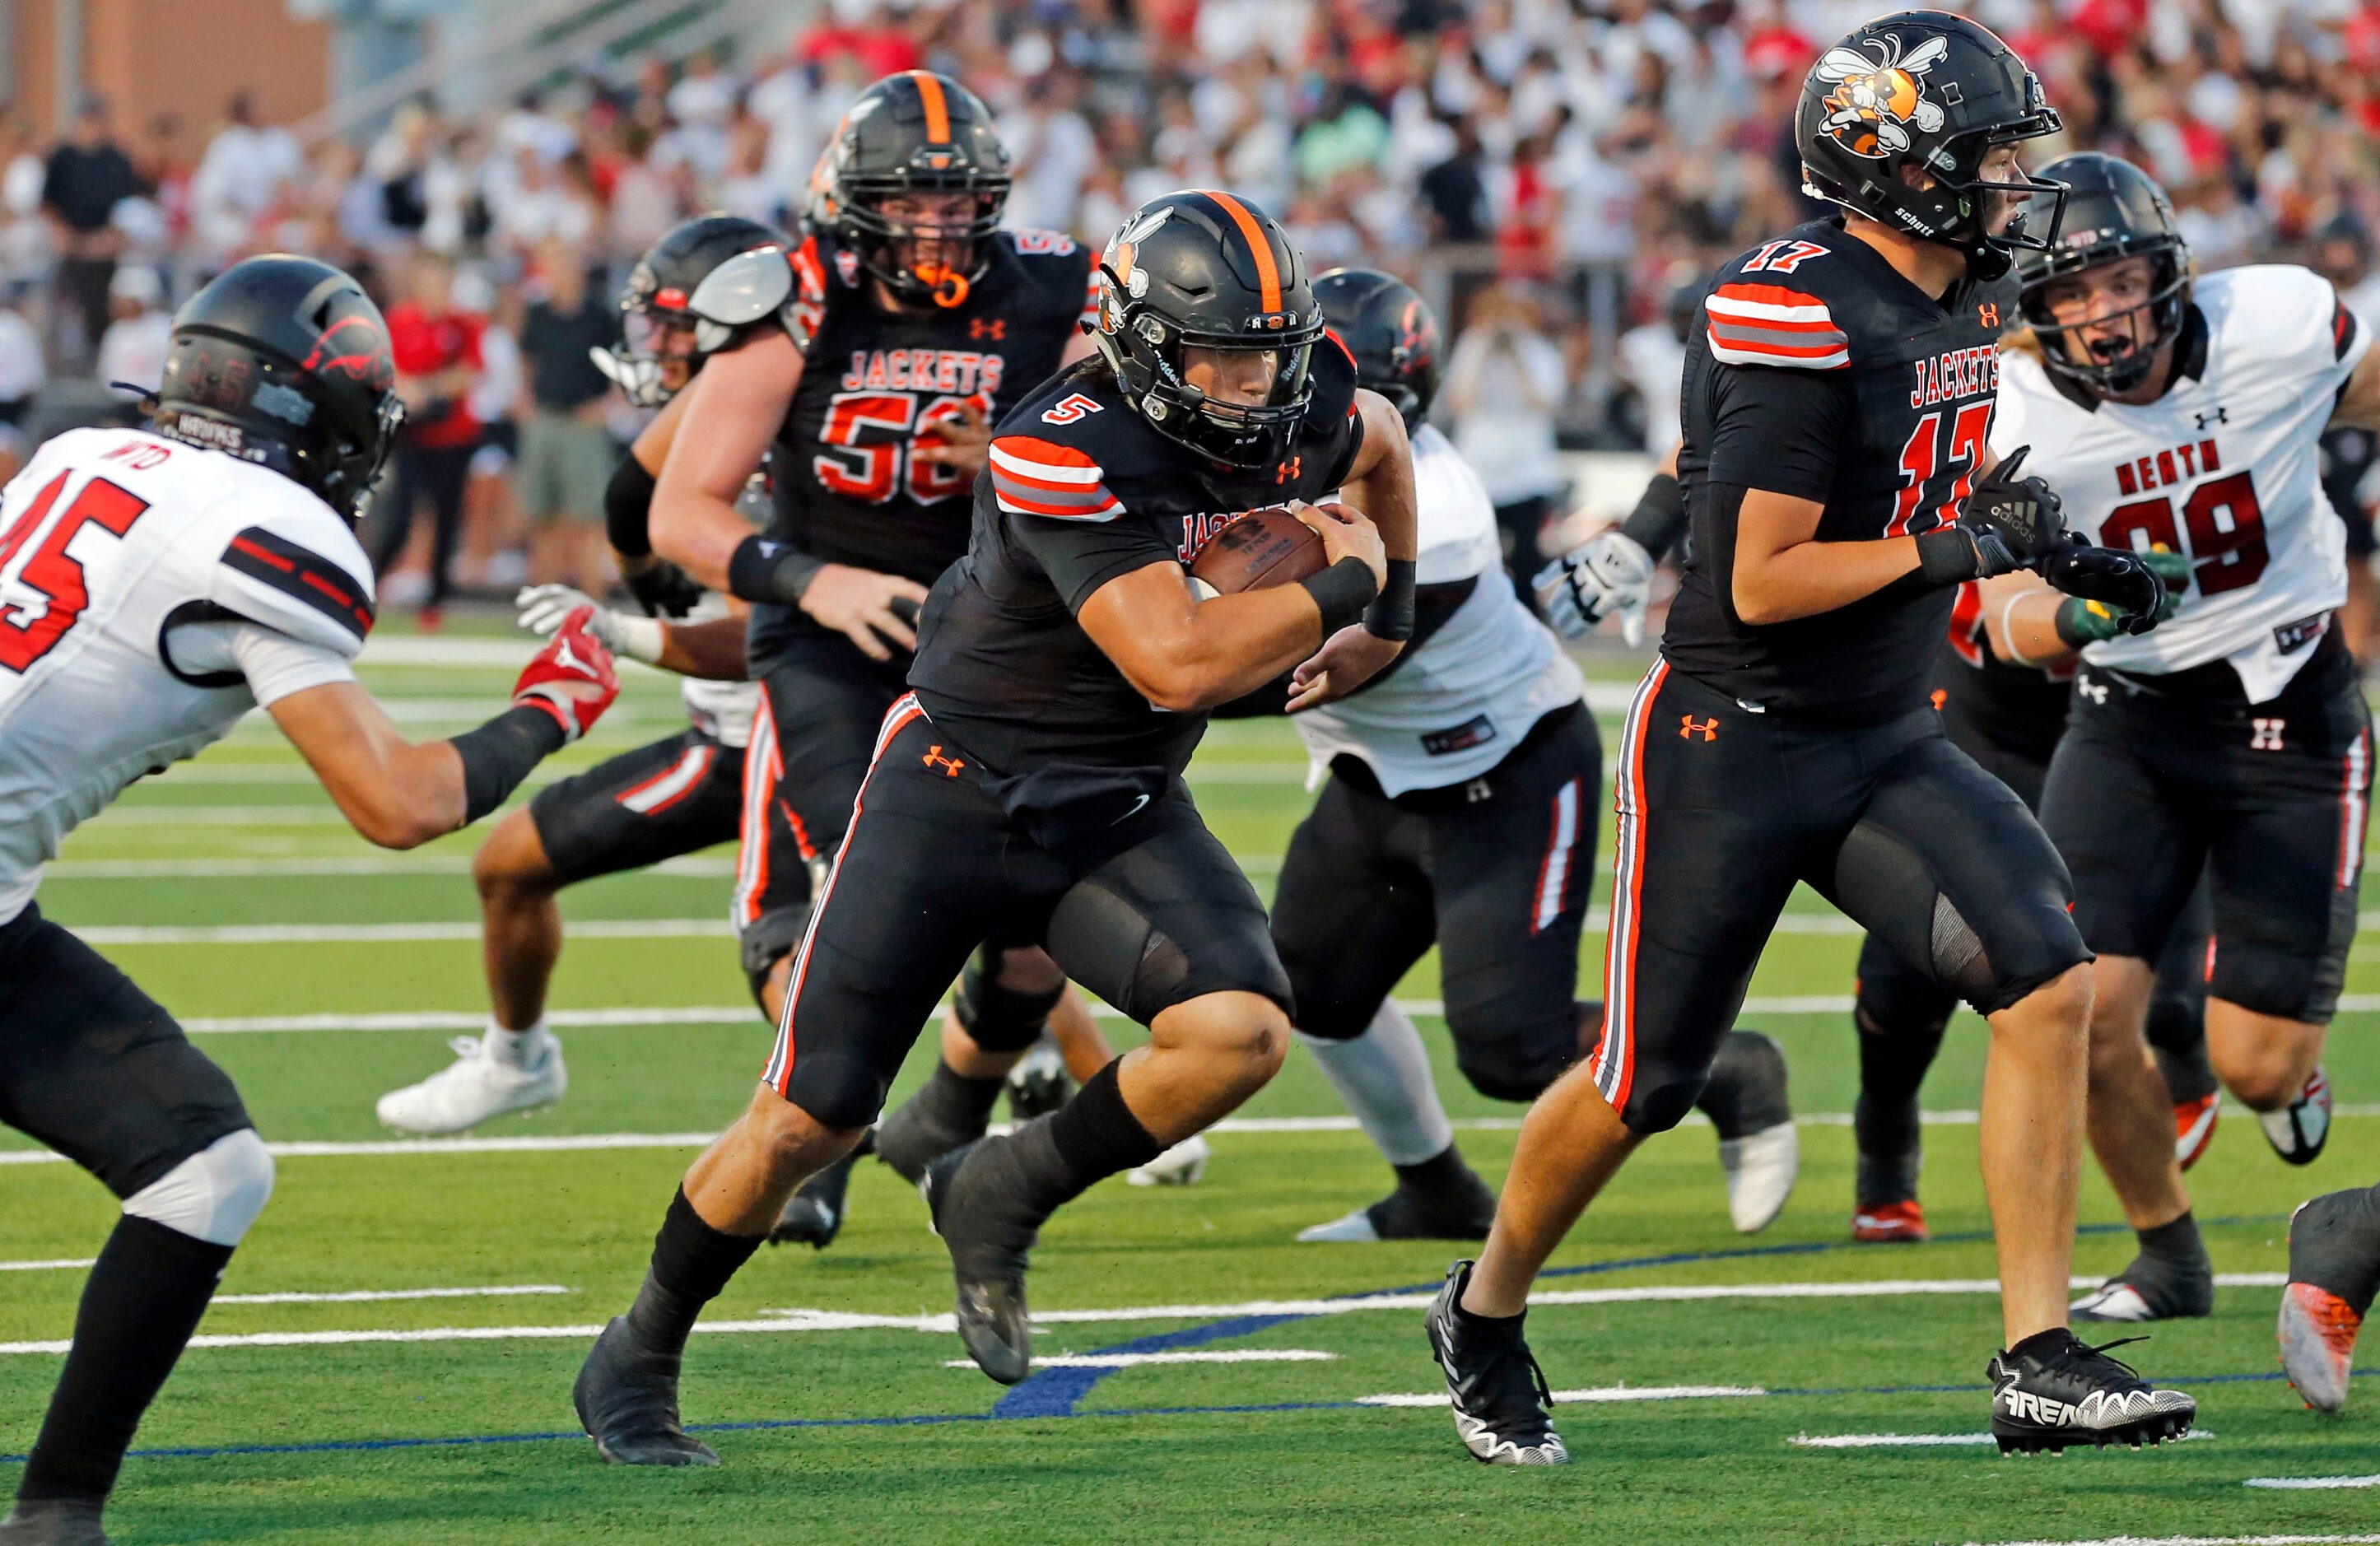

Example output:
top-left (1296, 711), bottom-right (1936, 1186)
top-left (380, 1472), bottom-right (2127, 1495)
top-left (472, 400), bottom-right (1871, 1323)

top-left (450, 704), bottom-right (569, 824)
top-left (727, 533), bottom-right (826, 608)
top-left (603, 455), bottom-right (658, 558)
top-left (1618, 473), bottom-right (1687, 561)
top-left (1363, 558), bottom-right (1416, 641)
top-left (1298, 556), bottom-right (1380, 636)
top-left (616, 613), bottom-right (667, 665)
top-left (1914, 526), bottom-right (1981, 587)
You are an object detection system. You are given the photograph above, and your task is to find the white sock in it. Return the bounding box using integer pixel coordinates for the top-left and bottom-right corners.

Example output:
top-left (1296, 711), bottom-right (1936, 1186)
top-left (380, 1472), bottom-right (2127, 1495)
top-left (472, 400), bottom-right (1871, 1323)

top-left (1296, 1002), bottom-right (1455, 1167)
top-left (484, 1018), bottom-right (547, 1068)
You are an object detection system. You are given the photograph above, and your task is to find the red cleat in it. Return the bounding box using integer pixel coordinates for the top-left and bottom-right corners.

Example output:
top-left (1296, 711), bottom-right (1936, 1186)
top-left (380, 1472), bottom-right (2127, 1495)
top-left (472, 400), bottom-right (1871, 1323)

top-left (2174, 1092), bottom-right (2219, 1171)
top-left (2278, 1281), bottom-right (2361, 1413)
top-left (1853, 1199), bottom-right (1927, 1244)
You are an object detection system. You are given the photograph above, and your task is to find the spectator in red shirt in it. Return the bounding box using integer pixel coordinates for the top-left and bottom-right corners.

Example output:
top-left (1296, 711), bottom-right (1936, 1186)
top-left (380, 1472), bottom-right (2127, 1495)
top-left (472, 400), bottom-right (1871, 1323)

top-left (373, 250), bottom-right (484, 626)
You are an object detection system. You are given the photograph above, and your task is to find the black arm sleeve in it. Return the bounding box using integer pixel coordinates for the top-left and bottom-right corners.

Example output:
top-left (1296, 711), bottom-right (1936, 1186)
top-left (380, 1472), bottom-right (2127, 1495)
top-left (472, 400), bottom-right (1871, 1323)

top-left (1618, 473), bottom-right (1688, 561)
top-left (604, 455), bottom-right (659, 558)
top-left (1705, 366), bottom-right (1852, 502)
top-left (449, 705), bottom-right (569, 824)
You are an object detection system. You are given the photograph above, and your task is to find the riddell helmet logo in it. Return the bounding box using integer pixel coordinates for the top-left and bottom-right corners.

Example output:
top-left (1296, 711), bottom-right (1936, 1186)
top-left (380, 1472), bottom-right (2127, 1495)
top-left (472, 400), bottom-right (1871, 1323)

top-left (1816, 33), bottom-right (1949, 158)
top-left (303, 314), bottom-right (394, 389)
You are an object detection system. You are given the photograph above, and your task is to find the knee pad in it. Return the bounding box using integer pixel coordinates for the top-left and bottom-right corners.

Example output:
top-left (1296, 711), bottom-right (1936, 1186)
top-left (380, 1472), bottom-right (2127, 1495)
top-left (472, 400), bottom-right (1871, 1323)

top-left (1852, 962), bottom-right (1954, 1042)
top-left (952, 943), bottom-right (1064, 1054)
top-left (2145, 984), bottom-right (2208, 1056)
top-left (123, 1128), bottom-right (274, 1247)
top-left (740, 904), bottom-right (813, 1010)
top-left (1448, 1017), bottom-right (1574, 1104)
top-left (1619, 1071), bottom-right (1708, 1136)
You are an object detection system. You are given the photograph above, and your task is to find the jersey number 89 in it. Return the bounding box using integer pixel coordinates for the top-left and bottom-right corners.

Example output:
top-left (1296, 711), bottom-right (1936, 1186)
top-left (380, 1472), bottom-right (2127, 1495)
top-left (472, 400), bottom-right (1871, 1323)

top-left (814, 390), bottom-right (991, 505)
top-left (2101, 470), bottom-right (2268, 597)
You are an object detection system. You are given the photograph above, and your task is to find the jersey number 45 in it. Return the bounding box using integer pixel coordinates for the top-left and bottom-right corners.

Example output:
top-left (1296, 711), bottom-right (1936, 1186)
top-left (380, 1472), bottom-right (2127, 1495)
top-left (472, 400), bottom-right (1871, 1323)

top-left (0, 472), bottom-right (151, 673)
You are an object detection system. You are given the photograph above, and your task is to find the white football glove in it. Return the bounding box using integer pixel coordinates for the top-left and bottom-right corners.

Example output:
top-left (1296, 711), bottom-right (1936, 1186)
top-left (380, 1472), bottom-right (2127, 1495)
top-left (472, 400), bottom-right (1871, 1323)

top-left (1535, 529), bottom-right (1655, 646)
top-left (515, 584), bottom-right (664, 665)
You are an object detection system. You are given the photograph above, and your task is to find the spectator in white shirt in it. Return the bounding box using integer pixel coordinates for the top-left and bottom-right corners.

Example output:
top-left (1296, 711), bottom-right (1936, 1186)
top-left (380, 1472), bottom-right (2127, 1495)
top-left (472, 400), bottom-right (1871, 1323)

top-left (189, 92), bottom-right (302, 263)
top-left (93, 264), bottom-right (170, 399)
top-left (1442, 284), bottom-right (1572, 614)
top-left (0, 286), bottom-right (42, 481)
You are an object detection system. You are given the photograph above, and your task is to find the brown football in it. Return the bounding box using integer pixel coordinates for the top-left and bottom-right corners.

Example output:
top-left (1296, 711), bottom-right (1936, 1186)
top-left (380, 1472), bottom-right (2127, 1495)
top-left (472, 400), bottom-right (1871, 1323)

top-left (1187, 505), bottom-right (1327, 597)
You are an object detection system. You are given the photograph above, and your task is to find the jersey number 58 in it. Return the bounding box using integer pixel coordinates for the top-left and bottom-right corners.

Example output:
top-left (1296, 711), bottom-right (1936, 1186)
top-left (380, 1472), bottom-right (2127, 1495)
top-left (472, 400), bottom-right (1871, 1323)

top-left (815, 390), bottom-right (992, 505)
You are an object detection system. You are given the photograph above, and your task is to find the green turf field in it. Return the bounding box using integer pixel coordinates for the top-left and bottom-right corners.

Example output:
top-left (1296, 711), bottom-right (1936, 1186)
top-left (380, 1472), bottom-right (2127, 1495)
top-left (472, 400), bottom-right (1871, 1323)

top-left (6, 629), bottom-right (2378, 1544)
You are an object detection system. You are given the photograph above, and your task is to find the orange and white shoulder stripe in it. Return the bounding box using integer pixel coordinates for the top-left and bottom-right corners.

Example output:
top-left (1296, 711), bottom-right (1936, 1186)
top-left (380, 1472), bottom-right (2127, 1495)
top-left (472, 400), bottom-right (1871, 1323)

top-left (1704, 282), bottom-right (1850, 370)
top-left (989, 435), bottom-right (1124, 521)
top-left (787, 235), bottom-right (829, 350)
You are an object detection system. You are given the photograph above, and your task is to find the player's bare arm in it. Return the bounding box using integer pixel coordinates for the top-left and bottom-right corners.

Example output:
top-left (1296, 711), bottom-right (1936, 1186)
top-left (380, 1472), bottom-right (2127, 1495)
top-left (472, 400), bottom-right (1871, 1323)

top-left (1286, 387), bottom-right (1418, 710)
top-left (1730, 487), bottom-right (1926, 624)
top-left (1078, 500), bottom-right (1386, 714)
top-left (268, 614), bottom-right (621, 849)
top-left (650, 334), bottom-right (802, 590)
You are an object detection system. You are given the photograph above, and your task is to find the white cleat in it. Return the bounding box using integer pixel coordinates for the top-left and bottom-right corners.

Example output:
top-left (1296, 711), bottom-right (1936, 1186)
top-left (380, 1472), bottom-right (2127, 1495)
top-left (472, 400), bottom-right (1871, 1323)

top-left (1127, 1134), bottom-right (1210, 1187)
top-left (1296, 1208), bottom-right (1382, 1243)
top-left (1718, 1120), bottom-right (1798, 1234)
top-left (2069, 1282), bottom-right (2157, 1322)
top-left (375, 1031), bottom-right (566, 1135)
top-left (2258, 1067), bottom-right (2332, 1166)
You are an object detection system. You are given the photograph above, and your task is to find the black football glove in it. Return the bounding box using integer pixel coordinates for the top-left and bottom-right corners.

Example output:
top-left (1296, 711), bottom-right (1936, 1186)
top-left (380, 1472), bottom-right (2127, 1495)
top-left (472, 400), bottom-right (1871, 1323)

top-left (2042, 542), bottom-right (2171, 637)
top-left (2053, 547), bottom-right (2190, 644)
top-left (1914, 446), bottom-right (2068, 584)
top-left (623, 560), bottom-right (708, 620)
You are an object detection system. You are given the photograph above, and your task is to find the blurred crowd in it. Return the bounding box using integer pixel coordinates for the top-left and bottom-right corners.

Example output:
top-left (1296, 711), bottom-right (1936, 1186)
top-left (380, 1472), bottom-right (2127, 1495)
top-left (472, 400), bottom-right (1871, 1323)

top-left (6, 0), bottom-right (2380, 619)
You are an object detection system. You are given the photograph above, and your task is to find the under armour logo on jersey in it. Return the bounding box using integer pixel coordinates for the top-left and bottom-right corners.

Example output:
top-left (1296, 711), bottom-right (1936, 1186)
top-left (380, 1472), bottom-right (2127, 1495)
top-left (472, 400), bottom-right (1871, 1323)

top-left (1274, 455), bottom-right (1302, 485)
top-left (1679, 715), bottom-right (1719, 742)
top-left (922, 743), bottom-right (967, 776)
top-left (2252, 718), bottom-right (2285, 751)
top-left (970, 318), bottom-right (1005, 341)
top-left (2077, 675), bottom-right (2109, 705)
top-left (1931, 688), bottom-right (1947, 711)
top-left (1977, 300), bottom-right (2000, 329)
top-left (2196, 405), bottom-right (2229, 431)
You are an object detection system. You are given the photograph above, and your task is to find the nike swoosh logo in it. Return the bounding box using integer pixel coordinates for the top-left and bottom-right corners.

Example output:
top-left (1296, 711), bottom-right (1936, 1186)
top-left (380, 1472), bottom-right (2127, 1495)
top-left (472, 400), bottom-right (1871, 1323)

top-left (1111, 793), bottom-right (1151, 824)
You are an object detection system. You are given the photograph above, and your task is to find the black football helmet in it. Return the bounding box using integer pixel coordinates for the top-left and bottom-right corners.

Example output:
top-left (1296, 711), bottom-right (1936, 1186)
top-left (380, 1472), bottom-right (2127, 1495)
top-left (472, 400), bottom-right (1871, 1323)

top-left (152, 254), bottom-right (403, 519)
top-left (2015, 153), bottom-right (2191, 395)
top-left (601, 213), bottom-right (791, 407)
top-left (1094, 189), bottom-right (1325, 468)
top-left (1313, 268), bottom-right (1440, 432)
top-left (1796, 12), bottom-right (2066, 277)
top-left (817, 71), bottom-right (1009, 310)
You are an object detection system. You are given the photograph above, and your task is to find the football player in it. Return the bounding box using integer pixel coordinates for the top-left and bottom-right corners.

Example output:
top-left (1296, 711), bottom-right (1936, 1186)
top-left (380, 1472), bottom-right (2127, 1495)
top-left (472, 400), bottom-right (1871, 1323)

top-left (1424, 13), bottom-right (2195, 1465)
top-left (2280, 1180), bottom-right (2380, 1411)
top-left (375, 215), bottom-right (780, 1136)
top-left (572, 188), bottom-right (1418, 1463)
top-left (1278, 268), bottom-right (1796, 1244)
top-left (0, 256), bottom-right (617, 1544)
top-left (632, 74), bottom-right (1102, 1243)
top-left (1972, 153), bottom-right (2380, 1323)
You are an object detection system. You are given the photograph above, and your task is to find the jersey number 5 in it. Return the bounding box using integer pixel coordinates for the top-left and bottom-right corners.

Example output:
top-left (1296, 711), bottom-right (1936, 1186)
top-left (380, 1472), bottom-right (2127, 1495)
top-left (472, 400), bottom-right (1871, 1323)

top-left (0, 472), bottom-right (151, 673)
top-left (815, 390), bottom-right (991, 505)
top-left (2101, 470), bottom-right (2268, 597)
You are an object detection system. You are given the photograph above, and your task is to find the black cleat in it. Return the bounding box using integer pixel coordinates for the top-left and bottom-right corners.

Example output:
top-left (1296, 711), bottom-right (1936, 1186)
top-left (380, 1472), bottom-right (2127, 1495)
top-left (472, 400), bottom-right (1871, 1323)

top-left (2070, 1247), bottom-right (2215, 1324)
top-left (878, 1082), bottom-right (994, 1185)
top-left (0, 1500), bottom-right (109, 1545)
top-left (1424, 1261), bottom-right (1567, 1465)
top-left (923, 1139), bottom-right (1041, 1385)
top-left (1988, 1329), bottom-right (2196, 1453)
top-left (1004, 1038), bottom-right (1073, 1123)
top-left (573, 1316), bottom-right (720, 1467)
top-left (769, 1151), bottom-right (857, 1249)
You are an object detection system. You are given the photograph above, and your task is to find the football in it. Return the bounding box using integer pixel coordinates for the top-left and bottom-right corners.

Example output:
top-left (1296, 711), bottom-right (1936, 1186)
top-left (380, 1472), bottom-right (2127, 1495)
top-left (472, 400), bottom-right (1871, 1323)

top-left (1187, 505), bottom-right (1327, 598)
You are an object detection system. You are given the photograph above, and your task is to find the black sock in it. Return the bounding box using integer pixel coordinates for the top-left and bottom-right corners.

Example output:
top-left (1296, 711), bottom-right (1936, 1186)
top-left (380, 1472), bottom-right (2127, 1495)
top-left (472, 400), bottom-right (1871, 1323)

top-left (2137, 1210), bottom-right (2206, 1272)
top-left (1698, 1029), bottom-right (1791, 1139)
top-left (920, 1059), bottom-right (1007, 1129)
top-left (1450, 1263), bottom-right (1522, 1329)
top-left (2291, 1187), bottom-right (2380, 1315)
top-left (19, 1217), bottom-right (234, 1505)
top-left (2146, 996), bottom-right (2217, 1104)
top-left (1853, 1008), bottom-right (1947, 1204)
top-left (1391, 1145), bottom-right (1484, 1196)
top-left (622, 1189), bottom-right (762, 1358)
top-left (1008, 1059), bottom-right (1162, 1218)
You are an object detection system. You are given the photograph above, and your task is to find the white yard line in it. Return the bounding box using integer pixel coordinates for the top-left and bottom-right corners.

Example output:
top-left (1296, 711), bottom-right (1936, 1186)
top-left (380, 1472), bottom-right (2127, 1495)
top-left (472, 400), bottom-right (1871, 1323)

top-left (940, 1350), bottom-right (1336, 1369)
top-left (1964, 1538), bottom-right (2380, 1546)
top-left (1360, 1385), bottom-right (1763, 1407)
top-left (184, 1007), bottom-right (761, 1034)
top-left (212, 1284), bottom-right (570, 1306)
top-left (1797, 1432), bottom-right (2216, 1450)
top-left (44, 855), bottom-right (736, 879)
top-left (2243, 1476), bottom-right (2380, 1490)
top-left (0, 1277), bottom-right (2289, 1353)
top-left (78, 919), bottom-right (735, 944)
top-left (0, 1259), bottom-right (95, 1272)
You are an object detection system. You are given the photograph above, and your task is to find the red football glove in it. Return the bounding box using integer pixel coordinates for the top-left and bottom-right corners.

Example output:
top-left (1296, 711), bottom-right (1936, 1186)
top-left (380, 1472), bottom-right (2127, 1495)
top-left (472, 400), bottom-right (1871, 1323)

top-left (512, 606), bottom-right (619, 742)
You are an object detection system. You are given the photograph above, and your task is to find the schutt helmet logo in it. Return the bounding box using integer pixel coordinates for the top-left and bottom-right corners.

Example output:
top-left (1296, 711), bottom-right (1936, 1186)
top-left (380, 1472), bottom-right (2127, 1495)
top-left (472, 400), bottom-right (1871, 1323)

top-left (1815, 33), bottom-right (1949, 159)
top-left (303, 314), bottom-right (394, 390)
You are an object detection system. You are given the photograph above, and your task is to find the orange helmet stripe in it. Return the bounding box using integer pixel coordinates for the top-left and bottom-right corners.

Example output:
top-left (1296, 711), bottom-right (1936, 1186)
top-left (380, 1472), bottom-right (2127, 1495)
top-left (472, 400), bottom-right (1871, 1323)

top-left (911, 72), bottom-right (951, 144)
top-left (1199, 189), bottom-right (1281, 314)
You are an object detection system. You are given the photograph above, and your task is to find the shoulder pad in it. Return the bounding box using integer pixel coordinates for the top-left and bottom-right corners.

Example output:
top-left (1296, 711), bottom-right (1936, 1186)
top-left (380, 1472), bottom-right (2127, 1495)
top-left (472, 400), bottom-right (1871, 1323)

top-left (688, 246), bottom-right (796, 356)
top-left (1703, 279), bottom-right (1850, 371)
top-left (988, 435), bottom-right (1122, 523)
top-left (209, 514), bottom-right (375, 659)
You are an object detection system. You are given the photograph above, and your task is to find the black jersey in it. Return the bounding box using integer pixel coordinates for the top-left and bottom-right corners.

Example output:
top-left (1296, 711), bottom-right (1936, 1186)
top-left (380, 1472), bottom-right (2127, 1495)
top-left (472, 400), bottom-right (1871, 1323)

top-left (749, 225), bottom-right (1097, 663)
top-left (1937, 578), bottom-right (2070, 767)
top-left (1663, 218), bottom-right (2017, 722)
top-left (908, 345), bottom-right (1366, 832)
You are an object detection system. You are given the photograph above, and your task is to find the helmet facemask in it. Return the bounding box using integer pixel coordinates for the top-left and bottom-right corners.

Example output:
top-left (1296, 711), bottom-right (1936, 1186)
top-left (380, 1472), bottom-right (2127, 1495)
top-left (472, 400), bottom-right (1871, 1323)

top-left (598, 306), bottom-right (703, 408)
top-left (2021, 249), bottom-right (2191, 395)
top-left (1097, 273), bottom-right (1321, 468)
top-left (839, 182), bottom-right (1007, 310)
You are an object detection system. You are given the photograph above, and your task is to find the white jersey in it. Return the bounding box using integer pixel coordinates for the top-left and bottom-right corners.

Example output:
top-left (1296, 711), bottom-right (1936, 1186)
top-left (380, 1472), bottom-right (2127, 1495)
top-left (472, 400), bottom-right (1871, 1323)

top-left (1296, 425), bottom-right (1584, 795)
top-left (677, 473), bottom-right (771, 748)
top-left (0, 427), bottom-right (370, 923)
top-left (1991, 264), bottom-right (2368, 701)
